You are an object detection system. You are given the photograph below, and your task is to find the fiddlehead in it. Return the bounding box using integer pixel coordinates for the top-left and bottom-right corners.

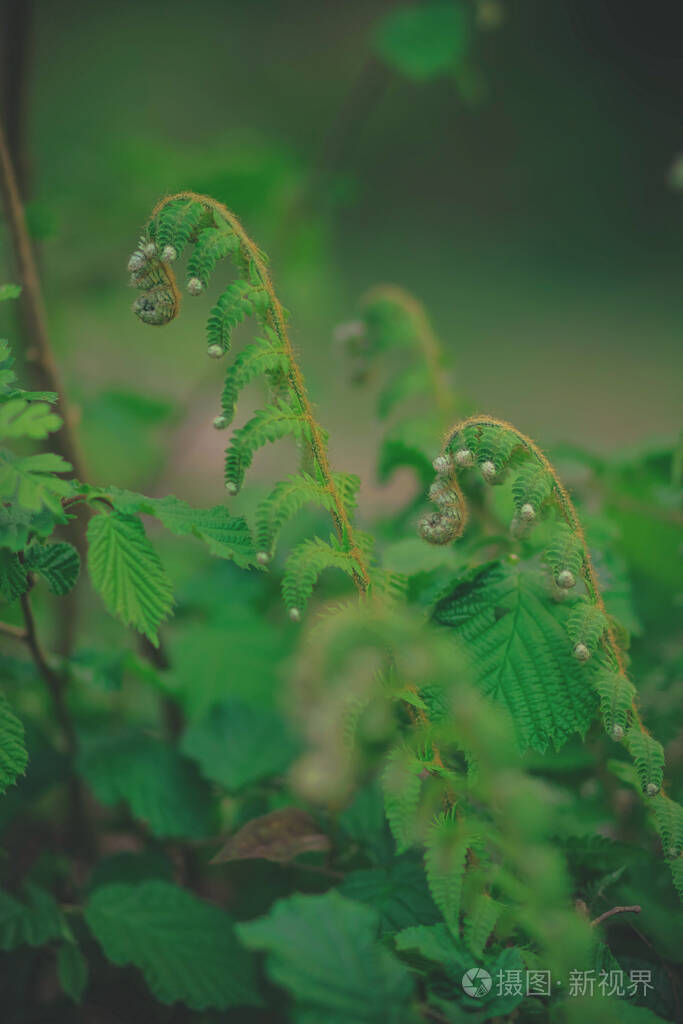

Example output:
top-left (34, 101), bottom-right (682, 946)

top-left (337, 285), bottom-right (457, 509)
top-left (422, 414), bottom-right (683, 894)
top-left (128, 192), bottom-right (374, 616)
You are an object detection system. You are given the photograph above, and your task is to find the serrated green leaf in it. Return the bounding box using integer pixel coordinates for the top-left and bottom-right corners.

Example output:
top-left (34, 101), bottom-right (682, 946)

top-left (432, 560), bottom-right (599, 752)
top-left (85, 881), bottom-right (259, 1010)
top-left (103, 488), bottom-right (257, 568)
top-left (382, 746), bottom-right (424, 853)
top-left (78, 733), bottom-right (213, 839)
top-left (86, 511), bottom-right (173, 644)
top-left (0, 694), bottom-right (28, 793)
top-left (57, 941), bottom-right (89, 1003)
top-left (0, 449), bottom-right (72, 514)
top-left (238, 891), bottom-right (415, 1022)
top-left (0, 502), bottom-right (63, 551)
top-left (0, 398), bottom-right (61, 440)
top-left (181, 699), bottom-right (299, 791)
top-left (24, 541), bottom-right (80, 595)
top-left (0, 883), bottom-right (65, 950)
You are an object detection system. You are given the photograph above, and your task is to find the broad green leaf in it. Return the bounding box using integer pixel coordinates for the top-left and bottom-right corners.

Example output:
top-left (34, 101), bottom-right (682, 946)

top-left (103, 488), bottom-right (258, 568)
top-left (0, 449), bottom-right (72, 514)
top-left (340, 854), bottom-right (440, 934)
top-left (0, 398), bottom-right (61, 440)
top-left (0, 883), bottom-right (65, 949)
top-left (85, 881), bottom-right (260, 1010)
top-left (238, 891), bottom-right (415, 1023)
top-left (86, 511), bottom-right (173, 644)
top-left (78, 733), bottom-right (213, 839)
top-left (432, 560), bottom-right (599, 751)
top-left (0, 694), bottom-right (28, 793)
top-left (375, 1), bottom-right (470, 81)
top-left (57, 941), bottom-right (89, 1003)
top-left (0, 548), bottom-right (28, 601)
top-left (24, 541), bottom-right (80, 595)
top-left (181, 699), bottom-right (299, 791)
top-left (0, 284), bottom-right (21, 301)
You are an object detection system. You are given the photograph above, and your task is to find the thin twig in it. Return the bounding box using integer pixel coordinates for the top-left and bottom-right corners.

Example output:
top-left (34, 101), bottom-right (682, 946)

top-left (0, 619), bottom-right (28, 640)
top-left (590, 904), bottom-right (641, 928)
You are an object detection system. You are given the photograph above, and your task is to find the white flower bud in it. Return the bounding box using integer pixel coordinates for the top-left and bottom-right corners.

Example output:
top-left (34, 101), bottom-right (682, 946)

top-left (454, 448), bottom-right (474, 468)
top-left (432, 454), bottom-right (452, 475)
top-left (646, 782), bottom-right (659, 797)
top-left (557, 569), bottom-right (576, 589)
top-left (573, 642), bottom-right (590, 662)
top-left (289, 607), bottom-right (301, 622)
top-left (161, 244), bottom-right (177, 262)
top-left (225, 481), bottom-right (238, 495)
top-left (520, 503), bottom-right (536, 523)
top-left (480, 460), bottom-right (497, 482)
top-left (256, 551), bottom-right (270, 566)
top-left (187, 277), bottom-right (204, 295)
top-left (213, 414), bottom-right (228, 430)
top-left (207, 344), bottom-right (224, 359)
top-left (611, 724), bottom-right (624, 741)
top-left (142, 241), bottom-right (157, 258)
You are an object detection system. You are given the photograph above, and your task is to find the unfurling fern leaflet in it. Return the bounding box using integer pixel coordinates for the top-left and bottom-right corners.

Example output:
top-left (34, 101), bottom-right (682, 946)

top-left (421, 414), bottom-right (683, 895)
top-left (129, 192), bottom-right (371, 615)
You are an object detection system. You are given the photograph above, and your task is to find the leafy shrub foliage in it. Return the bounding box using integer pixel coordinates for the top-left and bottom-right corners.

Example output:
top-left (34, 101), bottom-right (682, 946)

top-left (0, 196), bottom-right (680, 1023)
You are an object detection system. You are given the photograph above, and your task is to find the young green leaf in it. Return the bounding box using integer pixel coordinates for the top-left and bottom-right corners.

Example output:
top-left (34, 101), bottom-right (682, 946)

top-left (86, 511), bottom-right (173, 644)
top-left (57, 942), bottom-right (89, 1003)
top-left (85, 881), bottom-right (260, 1010)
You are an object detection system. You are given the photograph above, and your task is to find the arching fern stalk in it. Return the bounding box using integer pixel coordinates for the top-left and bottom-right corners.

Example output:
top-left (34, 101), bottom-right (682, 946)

top-left (421, 415), bottom-right (683, 896)
top-left (128, 192), bottom-right (378, 618)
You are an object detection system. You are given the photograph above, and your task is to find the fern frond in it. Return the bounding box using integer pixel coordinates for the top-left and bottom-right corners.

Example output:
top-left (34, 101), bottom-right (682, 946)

top-left (255, 472), bottom-right (358, 560)
top-left (511, 463), bottom-right (553, 515)
top-left (381, 745), bottom-right (424, 853)
top-left (224, 404), bottom-right (309, 495)
top-left (566, 601), bottom-right (609, 653)
top-left (218, 333), bottom-right (288, 424)
top-left (207, 281), bottom-right (271, 357)
top-left (545, 523), bottom-right (585, 585)
top-left (427, 414), bottom-right (678, 896)
top-left (463, 892), bottom-right (503, 959)
top-left (625, 728), bottom-right (665, 796)
top-left (130, 191), bottom-right (372, 609)
top-left (650, 795), bottom-right (683, 860)
top-left (187, 226), bottom-right (240, 288)
top-left (593, 670), bottom-right (636, 739)
top-left (155, 198), bottom-right (210, 259)
top-left (425, 810), bottom-right (481, 934)
top-left (282, 536), bottom-right (360, 617)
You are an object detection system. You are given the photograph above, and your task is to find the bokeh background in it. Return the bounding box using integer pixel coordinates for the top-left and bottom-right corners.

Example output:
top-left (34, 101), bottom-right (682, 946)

top-left (1, 0), bottom-right (681, 515)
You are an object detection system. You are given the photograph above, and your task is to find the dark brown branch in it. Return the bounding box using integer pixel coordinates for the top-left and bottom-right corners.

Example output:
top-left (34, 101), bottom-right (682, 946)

top-left (0, 116), bottom-right (86, 481)
top-left (19, 591), bottom-right (75, 755)
top-left (590, 904), bottom-right (641, 927)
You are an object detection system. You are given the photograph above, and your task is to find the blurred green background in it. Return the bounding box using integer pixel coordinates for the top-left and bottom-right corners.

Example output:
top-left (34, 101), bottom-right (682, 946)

top-left (1, 0), bottom-right (681, 512)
